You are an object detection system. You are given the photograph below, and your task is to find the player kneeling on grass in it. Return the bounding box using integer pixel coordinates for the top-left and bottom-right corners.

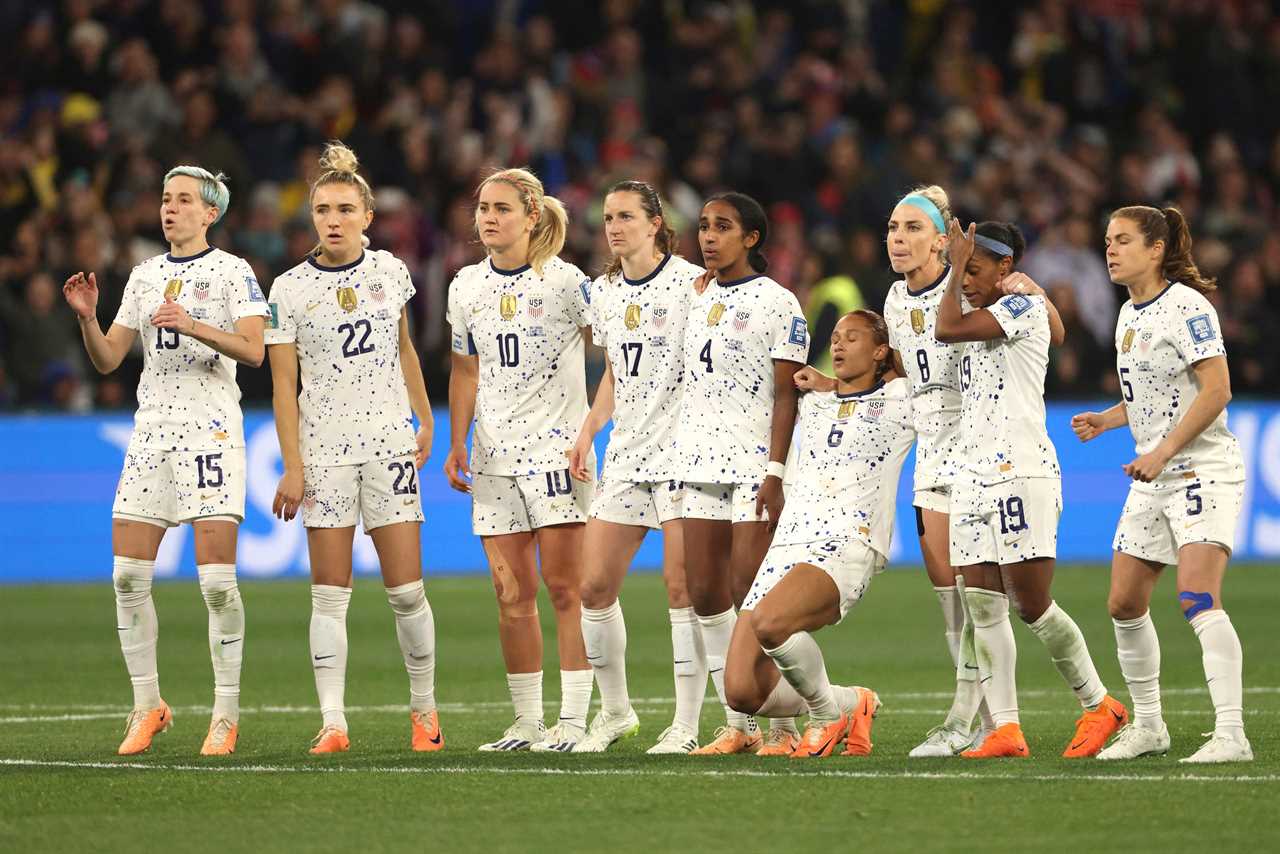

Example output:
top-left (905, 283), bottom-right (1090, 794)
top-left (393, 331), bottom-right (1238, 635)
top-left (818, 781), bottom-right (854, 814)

top-left (266, 143), bottom-right (441, 755)
top-left (936, 220), bottom-right (1127, 759)
top-left (1073, 206), bottom-right (1250, 763)
top-left (64, 165), bottom-right (268, 756)
top-left (722, 310), bottom-right (911, 758)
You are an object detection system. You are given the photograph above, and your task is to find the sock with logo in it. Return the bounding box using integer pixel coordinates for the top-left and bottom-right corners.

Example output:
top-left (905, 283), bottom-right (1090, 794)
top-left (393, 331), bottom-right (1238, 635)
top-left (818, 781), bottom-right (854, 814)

top-left (1114, 611), bottom-right (1163, 730)
top-left (697, 608), bottom-right (748, 730)
top-left (114, 556), bottom-right (161, 709)
top-left (310, 584), bottom-right (351, 731)
top-left (582, 600), bottom-right (629, 715)
top-left (1190, 609), bottom-right (1245, 738)
top-left (197, 563), bottom-right (243, 723)
top-left (966, 588), bottom-right (1019, 727)
top-left (764, 632), bottom-right (838, 725)
top-left (1028, 601), bottom-right (1107, 710)
top-left (669, 607), bottom-right (707, 733)
top-left (386, 580), bottom-right (436, 713)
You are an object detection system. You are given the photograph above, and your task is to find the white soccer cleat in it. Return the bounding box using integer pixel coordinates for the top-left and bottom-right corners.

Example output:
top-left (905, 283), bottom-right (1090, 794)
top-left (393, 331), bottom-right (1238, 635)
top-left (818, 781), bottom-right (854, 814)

top-left (646, 723), bottom-right (700, 754)
top-left (1179, 731), bottom-right (1253, 764)
top-left (1096, 722), bottom-right (1170, 760)
top-left (530, 720), bottom-right (587, 753)
top-left (477, 719), bottom-right (545, 752)
top-left (908, 725), bottom-right (976, 758)
top-left (572, 708), bottom-right (640, 753)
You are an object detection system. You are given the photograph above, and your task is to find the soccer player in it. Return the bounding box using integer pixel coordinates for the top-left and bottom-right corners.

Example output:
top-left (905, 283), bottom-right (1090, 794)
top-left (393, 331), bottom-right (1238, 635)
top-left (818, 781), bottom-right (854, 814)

top-left (444, 168), bottom-right (594, 752)
top-left (724, 310), bottom-right (912, 758)
top-left (567, 180), bottom-right (708, 754)
top-left (936, 219), bottom-right (1127, 759)
top-left (63, 165), bottom-right (268, 756)
top-left (1074, 206), bottom-right (1250, 763)
top-left (677, 192), bottom-right (809, 755)
top-left (266, 143), bottom-right (441, 755)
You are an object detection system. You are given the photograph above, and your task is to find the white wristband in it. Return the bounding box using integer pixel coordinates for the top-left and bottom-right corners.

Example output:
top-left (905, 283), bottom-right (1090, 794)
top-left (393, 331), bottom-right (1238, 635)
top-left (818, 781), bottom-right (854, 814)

top-left (766, 461), bottom-right (786, 480)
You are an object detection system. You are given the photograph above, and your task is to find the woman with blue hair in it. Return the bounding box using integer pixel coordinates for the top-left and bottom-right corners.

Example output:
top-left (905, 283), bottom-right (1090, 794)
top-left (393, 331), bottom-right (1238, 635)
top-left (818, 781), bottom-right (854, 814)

top-left (63, 164), bottom-right (269, 757)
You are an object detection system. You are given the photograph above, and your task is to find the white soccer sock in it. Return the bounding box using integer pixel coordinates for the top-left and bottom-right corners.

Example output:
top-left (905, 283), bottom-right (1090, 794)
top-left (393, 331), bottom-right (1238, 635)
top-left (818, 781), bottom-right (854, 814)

top-left (197, 563), bottom-right (243, 723)
top-left (764, 632), bottom-right (838, 724)
top-left (113, 556), bottom-right (160, 709)
top-left (1113, 612), bottom-right (1163, 729)
top-left (698, 608), bottom-right (748, 730)
top-left (1190, 609), bottom-right (1245, 737)
top-left (831, 684), bottom-right (860, 715)
top-left (559, 669), bottom-right (593, 728)
top-left (966, 588), bottom-right (1019, 727)
top-left (507, 671), bottom-right (543, 725)
top-left (1028, 601), bottom-right (1107, 710)
top-left (386, 580), bottom-right (437, 713)
top-left (669, 607), bottom-right (707, 733)
top-left (940, 584), bottom-right (993, 733)
top-left (310, 584), bottom-right (351, 732)
top-left (582, 601), bottom-right (629, 715)
top-left (935, 585), bottom-right (964, 662)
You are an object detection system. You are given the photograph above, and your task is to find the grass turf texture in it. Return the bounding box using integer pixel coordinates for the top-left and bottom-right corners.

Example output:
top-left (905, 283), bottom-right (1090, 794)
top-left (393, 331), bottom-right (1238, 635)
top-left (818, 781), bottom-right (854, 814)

top-left (2, 564), bottom-right (1277, 853)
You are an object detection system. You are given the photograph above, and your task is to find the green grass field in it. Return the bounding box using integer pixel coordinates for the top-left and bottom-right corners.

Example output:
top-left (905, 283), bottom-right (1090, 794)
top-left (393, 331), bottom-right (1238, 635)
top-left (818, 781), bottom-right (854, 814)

top-left (2, 564), bottom-right (1277, 853)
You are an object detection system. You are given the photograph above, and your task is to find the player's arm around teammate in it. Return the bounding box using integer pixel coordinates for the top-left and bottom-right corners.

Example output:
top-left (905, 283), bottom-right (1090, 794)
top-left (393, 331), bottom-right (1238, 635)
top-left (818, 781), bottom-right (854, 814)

top-left (568, 181), bottom-right (710, 754)
top-left (266, 143), bottom-right (441, 756)
top-left (443, 168), bottom-right (594, 753)
top-left (63, 166), bottom-right (266, 757)
top-left (1072, 206), bottom-right (1250, 763)
top-left (935, 217), bottom-right (1127, 759)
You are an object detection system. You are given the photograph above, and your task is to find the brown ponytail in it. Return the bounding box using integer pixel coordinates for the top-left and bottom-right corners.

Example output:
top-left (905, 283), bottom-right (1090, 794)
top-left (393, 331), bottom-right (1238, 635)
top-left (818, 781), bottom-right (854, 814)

top-left (602, 180), bottom-right (678, 279)
top-left (1111, 205), bottom-right (1217, 294)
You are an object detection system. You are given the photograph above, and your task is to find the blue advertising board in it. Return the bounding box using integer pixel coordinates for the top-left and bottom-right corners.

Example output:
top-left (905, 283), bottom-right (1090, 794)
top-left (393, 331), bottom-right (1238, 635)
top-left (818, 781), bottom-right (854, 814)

top-left (2, 403), bottom-right (1278, 583)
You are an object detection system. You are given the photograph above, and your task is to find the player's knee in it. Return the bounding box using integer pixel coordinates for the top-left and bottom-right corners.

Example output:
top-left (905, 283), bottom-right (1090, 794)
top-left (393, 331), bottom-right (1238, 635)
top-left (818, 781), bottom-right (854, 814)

top-left (543, 577), bottom-right (580, 613)
top-left (112, 557), bottom-right (155, 607)
top-left (751, 609), bottom-right (789, 651)
top-left (385, 579), bottom-right (427, 616)
top-left (1178, 590), bottom-right (1215, 621)
top-left (1108, 593), bottom-right (1146, 621)
top-left (579, 574), bottom-right (614, 611)
top-left (197, 564), bottom-right (239, 612)
top-left (724, 671), bottom-right (762, 715)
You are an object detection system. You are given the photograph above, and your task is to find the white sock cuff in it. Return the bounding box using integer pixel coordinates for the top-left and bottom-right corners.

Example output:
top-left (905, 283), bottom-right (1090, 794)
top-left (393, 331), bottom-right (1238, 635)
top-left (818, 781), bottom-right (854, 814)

top-left (1189, 609), bottom-right (1230, 634)
top-left (933, 585), bottom-right (959, 594)
top-left (1028, 600), bottom-right (1065, 633)
top-left (583, 600), bottom-right (623, 622)
top-left (1113, 611), bottom-right (1153, 631)
top-left (560, 669), bottom-right (594, 686)
top-left (385, 580), bottom-right (426, 614)
top-left (762, 633), bottom-right (801, 659)
top-left (964, 588), bottom-right (1009, 627)
top-left (312, 584), bottom-right (352, 617)
top-left (668, 606), bottom-right (697, 625)
top-left (697, 607), bottom-right (736, 629)
top-left (113, 555), bottom-right (155, 579)
top-left (507, 671), bottom-right (542, 689)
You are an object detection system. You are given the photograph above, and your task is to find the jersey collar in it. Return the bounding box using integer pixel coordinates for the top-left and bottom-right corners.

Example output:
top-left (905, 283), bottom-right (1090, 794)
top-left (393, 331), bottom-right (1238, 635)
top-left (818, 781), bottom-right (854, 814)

top-left (308, 251), bottom-right (365, 272)
top-left (717, 273), bottom-right (763, 288)
top-left (166, 245), bottom-right (216, 264)
top-left (835, 379), bottom-right (885, 399)
top-left (624, 253), bottom-right (671, 286)
top-left (490, 258), bottom-right (532, 277)
top-left (1132, 281), bottom-right (1173, 310)
top-left (906, 265), bottom-right (950, 297)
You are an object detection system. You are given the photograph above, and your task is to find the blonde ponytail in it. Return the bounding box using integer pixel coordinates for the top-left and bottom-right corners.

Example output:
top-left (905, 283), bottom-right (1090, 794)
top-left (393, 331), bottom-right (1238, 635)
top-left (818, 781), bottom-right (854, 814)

top-left (479, 167), bottom-right (566, 275)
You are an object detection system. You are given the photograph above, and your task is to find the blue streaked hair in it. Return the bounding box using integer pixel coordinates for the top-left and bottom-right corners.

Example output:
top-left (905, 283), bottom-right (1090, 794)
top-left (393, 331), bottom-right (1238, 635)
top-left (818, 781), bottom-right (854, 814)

top-left (163, 165), bottom-right (230, 224)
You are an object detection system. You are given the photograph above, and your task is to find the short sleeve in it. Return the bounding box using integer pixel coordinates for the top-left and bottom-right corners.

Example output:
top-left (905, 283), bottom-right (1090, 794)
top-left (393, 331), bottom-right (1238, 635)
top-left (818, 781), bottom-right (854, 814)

top-left (230, 260), bottom-right (271, 321)
top-left (395, 258), bottom-right (417, 306)
top-left (567, 264), bottom-right (591, 328)
top-left (1171, 298), bottom-right (1226, 366)
top-left (263, 278), bottom-right (296, 345)
top-left (770, 290), bottom-right (809, 363)
top-left (112, 269), bottom-right (142, 330)
top-left (988, 294), bottom-right (1044, 341)
top-left (884, 293), bottom-right (900, 351)
top-left (446, 274), bottom-right (476, 356)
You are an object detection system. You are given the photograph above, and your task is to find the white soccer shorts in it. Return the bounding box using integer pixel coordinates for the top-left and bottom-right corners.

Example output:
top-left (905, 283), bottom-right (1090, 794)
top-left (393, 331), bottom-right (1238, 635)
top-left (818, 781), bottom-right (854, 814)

top-left (1113, 479), bottom-right (1243, 565)
top-left (472, 469), bottom-right (590, 535)
top-left (113, 445), bottom-right (246, 526)
top-left (302, 453), bottom-right (424, 530)
top-left (589, 478), bottom-right (683, 529)
top-left (741, 538), bottom-right (883, 623)
top-left (949, 477), bottom-right (1061, 566)
top-left (681, 481), bottom-right (765, 524)
top-left (913, 485), bottom-right (950, 514)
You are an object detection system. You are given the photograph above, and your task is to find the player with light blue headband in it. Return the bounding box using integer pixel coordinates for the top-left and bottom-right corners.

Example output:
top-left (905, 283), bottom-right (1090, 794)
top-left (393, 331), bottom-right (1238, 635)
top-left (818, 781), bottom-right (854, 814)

top-left (63, 164), bottom-right (269, 757)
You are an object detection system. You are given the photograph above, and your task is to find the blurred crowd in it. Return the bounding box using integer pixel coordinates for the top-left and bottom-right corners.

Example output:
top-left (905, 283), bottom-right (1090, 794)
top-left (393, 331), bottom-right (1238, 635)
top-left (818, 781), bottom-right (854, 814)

top-left (2, 0), bottom-right (1278, 411)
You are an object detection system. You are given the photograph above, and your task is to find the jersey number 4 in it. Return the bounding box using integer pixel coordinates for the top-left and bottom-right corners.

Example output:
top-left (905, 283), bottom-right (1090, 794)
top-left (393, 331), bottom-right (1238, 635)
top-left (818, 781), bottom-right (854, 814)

top-left (699, 340), bottom-right (713, 373)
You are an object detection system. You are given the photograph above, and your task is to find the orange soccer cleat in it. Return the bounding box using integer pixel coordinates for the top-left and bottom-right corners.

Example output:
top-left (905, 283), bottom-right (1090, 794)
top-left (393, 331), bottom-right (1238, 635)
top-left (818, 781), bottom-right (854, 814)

top-left (790, 714), bottom-right (851, 759)
top-left (200, 717), bottom-right (238, 756)
top-left (410, 710), bottom-right (444, 752)
top-left (690, 725), bottom-right (763, 755)
top-left (1063, 694), bottom-right (1129, 758)
top-left (840, 687), bottom-right (881, 756)
top-left (309, 725), bottom-right (350, 755)
top-left (756, 726), bottom-right (801, 756)
top-left (962, 722), bottom-right (1030, 758)
top-left (117, 701), bottom-right (173, 756)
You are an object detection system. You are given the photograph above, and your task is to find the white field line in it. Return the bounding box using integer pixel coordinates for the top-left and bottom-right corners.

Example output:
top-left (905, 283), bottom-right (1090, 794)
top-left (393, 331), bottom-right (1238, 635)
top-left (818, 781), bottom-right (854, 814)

top-left (2, 757), bottom-right (1278, 785)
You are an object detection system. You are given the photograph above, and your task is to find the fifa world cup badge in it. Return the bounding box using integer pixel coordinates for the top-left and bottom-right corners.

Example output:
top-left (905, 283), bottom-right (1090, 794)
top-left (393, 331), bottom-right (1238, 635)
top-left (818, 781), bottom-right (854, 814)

top-left (1121, 328), bottom-right (1135, 353)
top-left (500, 294), bottom-right (518, 320)
top-left (337, 287), bottom-right (358, 312)
top-left (625, 304), bottom-right (642, 330)
top-left (164, 279), bottom-right (183, 300)
top-left (910, 308), bottom-right (925, 334)
top-left (707, 303), bottom-right (726, 326)
top-left (838, 401), bottom-right (854, 419)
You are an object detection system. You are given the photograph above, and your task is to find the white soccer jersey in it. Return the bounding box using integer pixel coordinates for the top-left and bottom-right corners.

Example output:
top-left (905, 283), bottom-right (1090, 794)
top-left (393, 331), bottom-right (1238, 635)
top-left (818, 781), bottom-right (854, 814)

top-left (883, 268), bottom-right (963, 491)
top-left (956, 293), bottom-right (1060, 485)
top-left (112, 246), bottom-right (269, 451)
top-left (1115, 282), bottom-right (1244, 493)
top-left (446, 256), bottom-right (591, 476)
top-left (773, 379), bottom-right (914, 556)
top-left (264, 250), bottom-right (416, 467)
top-left (676, 274), bottom-right (809, 484)
top-left (590, 254), bottom-right (702, 482)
